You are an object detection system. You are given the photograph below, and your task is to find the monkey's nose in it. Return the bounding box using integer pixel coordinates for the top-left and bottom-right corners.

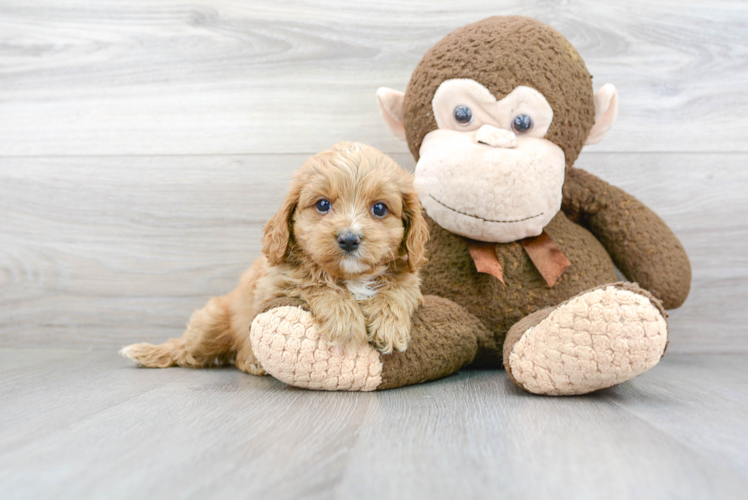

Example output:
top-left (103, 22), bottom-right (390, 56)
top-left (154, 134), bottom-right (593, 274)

top-left (337, 232), bottom-right (361, 253)
top-left (476, 124), bottom-right (517, 148)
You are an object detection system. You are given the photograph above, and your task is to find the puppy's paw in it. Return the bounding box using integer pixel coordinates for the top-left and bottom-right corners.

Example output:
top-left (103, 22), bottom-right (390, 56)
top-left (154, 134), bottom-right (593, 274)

top-left (367, 313), bottom-right (411, 355)
top-left (314, 302), bottom-right (368, 348)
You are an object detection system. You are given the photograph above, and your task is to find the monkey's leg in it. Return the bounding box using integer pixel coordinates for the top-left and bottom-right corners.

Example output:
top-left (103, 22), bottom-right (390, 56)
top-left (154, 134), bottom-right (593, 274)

top-left (121, 295), bottom-right (236, 369)
top-left (249, 296), bottom-right (483, 391)
top-left (503, 282), bottom-right (668, 396)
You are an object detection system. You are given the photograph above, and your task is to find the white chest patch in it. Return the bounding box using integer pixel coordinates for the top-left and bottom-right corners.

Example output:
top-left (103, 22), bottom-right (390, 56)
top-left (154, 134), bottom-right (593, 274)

top-left (341, 258), bottom-right (368, 275)
top-left (345, 278), bottom-right (381, 301)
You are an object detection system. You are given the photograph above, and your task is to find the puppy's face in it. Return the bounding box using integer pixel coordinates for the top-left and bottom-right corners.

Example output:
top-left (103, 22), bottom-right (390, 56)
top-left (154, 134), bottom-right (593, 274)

top-left (293, 164), bottom-right (406, 278)
top-left (262, 142), bottom-right (428, 278)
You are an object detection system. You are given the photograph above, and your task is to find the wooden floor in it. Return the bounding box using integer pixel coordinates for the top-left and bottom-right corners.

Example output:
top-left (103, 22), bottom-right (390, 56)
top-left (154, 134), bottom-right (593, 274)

top-left (2, 1), bottom-right (748, 499)
top-left (0, 350), bottom-right (746, 499)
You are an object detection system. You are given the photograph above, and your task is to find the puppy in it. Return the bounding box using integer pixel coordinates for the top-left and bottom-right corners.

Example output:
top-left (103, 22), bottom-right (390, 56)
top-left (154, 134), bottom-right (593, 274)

top-left (121, 142), bottom-right (429, 374)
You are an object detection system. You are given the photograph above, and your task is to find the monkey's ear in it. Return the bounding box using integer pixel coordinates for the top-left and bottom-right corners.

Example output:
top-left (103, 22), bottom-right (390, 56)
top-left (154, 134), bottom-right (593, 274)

top-left (585, 84), bottom-right (618, 145)
top-left (376, 88), bottom-right (407, 141)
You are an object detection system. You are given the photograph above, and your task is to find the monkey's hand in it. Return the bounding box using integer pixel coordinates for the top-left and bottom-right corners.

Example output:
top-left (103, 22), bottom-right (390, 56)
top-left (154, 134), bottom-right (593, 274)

top-left (249, 296), bottom-right (480, 391)
top-left (562, 167), bottom-right (691, 309)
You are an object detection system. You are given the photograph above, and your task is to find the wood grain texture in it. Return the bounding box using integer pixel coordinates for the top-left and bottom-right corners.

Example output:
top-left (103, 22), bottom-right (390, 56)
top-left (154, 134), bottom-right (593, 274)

top-left (0, 0), bottom-right (746, 155)
top-left (1, 153), bottom-right (744, 353)
top-left (1, 4), bottom-right (746, 499)
top-left (0, 350), bottom-right (746, 499)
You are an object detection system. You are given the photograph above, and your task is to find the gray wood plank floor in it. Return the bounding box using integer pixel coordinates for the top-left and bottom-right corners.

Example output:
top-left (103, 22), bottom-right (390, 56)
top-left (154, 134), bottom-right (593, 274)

top-left (0, 350), bottom-right (746, 500)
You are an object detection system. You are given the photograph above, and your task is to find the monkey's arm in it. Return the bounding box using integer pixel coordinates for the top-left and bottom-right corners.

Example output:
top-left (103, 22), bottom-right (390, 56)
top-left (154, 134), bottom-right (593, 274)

top-left (562, 167), bottom-right (691, 309)
top-left (250, 296), bottom-right (481, 391)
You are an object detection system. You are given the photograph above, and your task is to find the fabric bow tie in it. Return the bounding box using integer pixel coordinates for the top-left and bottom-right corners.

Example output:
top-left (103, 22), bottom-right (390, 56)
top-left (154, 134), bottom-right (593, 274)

top-left (465, 231), bottom-right (570, 287)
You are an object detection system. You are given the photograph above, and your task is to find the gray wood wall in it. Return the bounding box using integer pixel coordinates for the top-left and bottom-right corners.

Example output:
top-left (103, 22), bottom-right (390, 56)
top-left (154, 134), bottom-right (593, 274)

top-left (1, 0), bottom-right (746, 353)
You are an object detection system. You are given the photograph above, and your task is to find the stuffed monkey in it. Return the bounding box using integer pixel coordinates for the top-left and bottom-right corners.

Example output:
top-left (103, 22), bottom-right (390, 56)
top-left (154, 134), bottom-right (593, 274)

top-left (249, 16), bottom-right (691, 395)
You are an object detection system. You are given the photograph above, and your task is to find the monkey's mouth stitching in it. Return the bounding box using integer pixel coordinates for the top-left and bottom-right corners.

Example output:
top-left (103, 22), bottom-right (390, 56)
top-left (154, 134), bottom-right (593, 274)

top-left (429, 195), bottom-right (543, 223)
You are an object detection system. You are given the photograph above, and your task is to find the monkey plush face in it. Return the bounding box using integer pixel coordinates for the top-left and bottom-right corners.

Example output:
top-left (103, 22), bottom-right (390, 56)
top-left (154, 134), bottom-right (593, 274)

top-left (377, 16), bottom-right (618, 243)
top-left (415, 79), bottom-right (564, 242)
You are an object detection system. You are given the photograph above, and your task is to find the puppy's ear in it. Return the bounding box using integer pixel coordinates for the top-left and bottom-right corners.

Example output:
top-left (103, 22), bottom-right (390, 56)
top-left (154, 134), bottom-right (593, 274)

top-left (401, 190), bottom-right (429, 272)
top-left (262, 181), bottom-right (301, 266)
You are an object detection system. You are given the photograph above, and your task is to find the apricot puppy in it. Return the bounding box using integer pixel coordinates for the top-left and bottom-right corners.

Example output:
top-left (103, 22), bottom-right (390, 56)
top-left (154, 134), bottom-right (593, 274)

top-left (121, 142), bottom-right (428, 374)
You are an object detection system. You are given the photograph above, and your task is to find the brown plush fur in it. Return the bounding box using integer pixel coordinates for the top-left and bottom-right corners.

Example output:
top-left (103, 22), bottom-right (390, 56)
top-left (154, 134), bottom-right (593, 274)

top-left (121, 142), bottom-right (429, 372)
top-left (368, 16), bottom-right (691, 382)
top-left (377, 295), bottom-right (486, 389)
top-left (562, 168), bottom-right (691, 308)
top-left (403, 16), bottom-right (595, 167)
top-left (419, 211), bottom-right (618, 367)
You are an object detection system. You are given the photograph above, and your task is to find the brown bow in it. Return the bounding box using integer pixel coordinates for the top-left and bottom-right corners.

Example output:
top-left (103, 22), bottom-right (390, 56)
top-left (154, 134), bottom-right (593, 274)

top-left (465, 231), bottom-right (570, 287)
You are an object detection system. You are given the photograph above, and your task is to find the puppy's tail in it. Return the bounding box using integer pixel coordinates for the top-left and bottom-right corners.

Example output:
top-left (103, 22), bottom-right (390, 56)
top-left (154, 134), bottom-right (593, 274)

top-left (121, 296), bottom-right (236, 369)
top-left (120, 339), bottom-right (191, 368)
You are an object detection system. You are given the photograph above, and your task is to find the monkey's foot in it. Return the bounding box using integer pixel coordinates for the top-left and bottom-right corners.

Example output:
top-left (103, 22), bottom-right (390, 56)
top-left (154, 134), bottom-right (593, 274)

top-left (503, 283), bottom-right (669, 396)
top-left (250, 296), bottom-right (480, 391)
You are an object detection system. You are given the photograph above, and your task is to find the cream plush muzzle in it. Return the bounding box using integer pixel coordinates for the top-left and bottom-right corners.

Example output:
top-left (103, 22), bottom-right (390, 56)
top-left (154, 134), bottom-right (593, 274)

top-left (415, 129), bottom-right (565, 243)
top-left (412, 79), bottom-right (566, 243)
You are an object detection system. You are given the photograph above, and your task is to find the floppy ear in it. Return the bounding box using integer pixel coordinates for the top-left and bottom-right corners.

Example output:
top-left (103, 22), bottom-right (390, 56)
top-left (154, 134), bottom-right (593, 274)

top-left (400, 190), bottom-right (429, 272)
top-left (262, 182), bottom-right (301, 265)
top-left (585, 84), bottom-right (618, 145)
top-left (376, 87), bottom-right (407, 141)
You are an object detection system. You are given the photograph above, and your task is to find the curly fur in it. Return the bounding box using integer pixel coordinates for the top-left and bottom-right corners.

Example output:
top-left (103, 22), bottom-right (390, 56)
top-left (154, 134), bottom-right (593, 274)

top-left (121, 142), bottom-right (429, 372)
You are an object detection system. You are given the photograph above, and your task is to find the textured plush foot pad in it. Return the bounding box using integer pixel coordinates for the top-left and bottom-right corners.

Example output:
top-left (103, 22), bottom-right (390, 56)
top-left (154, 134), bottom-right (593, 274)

top-left (507, 285), bottom-right (668, 396)
top-left (250, 306), bottom-right (383, 391)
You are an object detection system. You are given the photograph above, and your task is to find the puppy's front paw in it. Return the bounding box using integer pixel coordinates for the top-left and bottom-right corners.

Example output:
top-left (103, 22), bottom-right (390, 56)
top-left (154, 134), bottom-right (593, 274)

top-left (314, 302), bottom-right (368, 348)
top-left (367, 313), bottom-right (411, 355)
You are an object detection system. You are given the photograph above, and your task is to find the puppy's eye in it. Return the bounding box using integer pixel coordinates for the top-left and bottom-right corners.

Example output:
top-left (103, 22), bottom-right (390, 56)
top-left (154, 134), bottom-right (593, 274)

top-left (315, 199), bottom-right (331, 214)
top-left (511, 114), bottom-right (533, 134)
top-left (453, 105), bottom-right (473, 126)
top-left (371, 202), bottom-right (388, 218)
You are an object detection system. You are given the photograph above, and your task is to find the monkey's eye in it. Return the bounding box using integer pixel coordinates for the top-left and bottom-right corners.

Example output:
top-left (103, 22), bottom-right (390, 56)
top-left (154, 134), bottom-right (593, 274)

top-left (371, 202), bottom-right (388, 218)
top-left (511, 114), bottom-right (533, 134)
top-left (315, 199), bottom-right (332, 214)
top-left (453, 105), bottom-right (473, 126)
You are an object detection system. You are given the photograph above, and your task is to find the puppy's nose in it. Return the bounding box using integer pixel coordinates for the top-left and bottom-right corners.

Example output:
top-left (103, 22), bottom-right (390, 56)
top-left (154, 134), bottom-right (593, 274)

top-left (337, 232), bottom-right (361, 253)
